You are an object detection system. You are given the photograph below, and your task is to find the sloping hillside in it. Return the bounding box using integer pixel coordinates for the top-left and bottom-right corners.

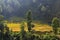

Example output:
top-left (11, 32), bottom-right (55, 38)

top-left (6, 22), bottom-right (52, 32)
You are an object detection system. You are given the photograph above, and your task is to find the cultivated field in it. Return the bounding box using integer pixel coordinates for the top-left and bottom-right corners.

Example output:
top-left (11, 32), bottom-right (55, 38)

top-left (6, 22), bottom-right (53, 32)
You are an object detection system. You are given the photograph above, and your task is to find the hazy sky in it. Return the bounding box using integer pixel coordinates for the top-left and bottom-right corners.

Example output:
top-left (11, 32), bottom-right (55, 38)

top-left (0, 0), bottom-right (37, 13)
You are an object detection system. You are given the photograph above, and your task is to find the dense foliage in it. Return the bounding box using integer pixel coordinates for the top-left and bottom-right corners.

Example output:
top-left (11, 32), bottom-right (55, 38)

top-left (0, 10), bottom-right (60, 40)
top-left (51, 17), bottom-right (60, 34)
top-left (26, 10), bottom-right (32, 32)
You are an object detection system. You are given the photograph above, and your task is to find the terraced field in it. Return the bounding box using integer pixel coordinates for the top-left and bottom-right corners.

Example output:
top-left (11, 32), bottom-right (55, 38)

top-left (6, 22), bottom-right (53, 32)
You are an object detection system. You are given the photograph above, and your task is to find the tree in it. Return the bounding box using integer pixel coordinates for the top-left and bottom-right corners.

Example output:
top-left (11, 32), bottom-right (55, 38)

top-left (0, 23), bottom-right (4, 40)
top-left (0, 15), bottom-right (4, 40)
top-left (26, 10), bottom-right (33, 32)
top-left (51, 17), bottom-right (60, 34)
top-left (4, 25), bottom-right (10, 40)
top-left (0, 15), bottom-right (4, 31)
top-left (20, 22), bottom-right (26, 40)
top-left (3, 25), bottom-right (13, 40)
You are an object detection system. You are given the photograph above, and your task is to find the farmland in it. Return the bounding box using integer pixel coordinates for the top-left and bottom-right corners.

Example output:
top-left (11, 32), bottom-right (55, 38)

top-left (6, 22), bottom-right (53, 32)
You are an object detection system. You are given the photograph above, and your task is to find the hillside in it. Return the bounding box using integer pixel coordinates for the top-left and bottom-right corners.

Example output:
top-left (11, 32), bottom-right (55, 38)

top-left (6, 22), bottom-right (52, 32)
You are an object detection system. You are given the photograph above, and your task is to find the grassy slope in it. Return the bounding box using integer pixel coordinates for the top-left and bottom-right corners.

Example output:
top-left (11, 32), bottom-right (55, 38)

top-left (6, 22), bottom-right (53, 32)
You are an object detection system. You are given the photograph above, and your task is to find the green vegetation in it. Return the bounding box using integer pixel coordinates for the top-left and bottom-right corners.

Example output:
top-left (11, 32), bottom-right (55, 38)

top-left (0, 10), bottom-right (60, 40)
top-left (26, 10), bottom-right (33, 32)
top-left (51, 17), bottom-right (60, 34)
top-left (20, 22), bottom-right (26, 40)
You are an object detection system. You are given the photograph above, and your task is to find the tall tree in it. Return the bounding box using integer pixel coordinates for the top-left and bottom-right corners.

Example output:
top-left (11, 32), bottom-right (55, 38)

top-left (4, 25), bottom-right (10, 40)
top-left (20, 22), bottom-right (25, 40)
top-left (51, 17), bottom-right (60, 34)
top-left (26, 10), bottom-right (32, 32)
top-left (6, 25), bottom-right (14, 40)
top-left (0, 23), bottom-right (4, 40)
top-left (0, 15), bottom-right (4, 40)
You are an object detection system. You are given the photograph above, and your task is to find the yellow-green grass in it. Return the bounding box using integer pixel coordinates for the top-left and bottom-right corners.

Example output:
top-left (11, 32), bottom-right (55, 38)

top-left (6, 22), bottom-right (53, 32)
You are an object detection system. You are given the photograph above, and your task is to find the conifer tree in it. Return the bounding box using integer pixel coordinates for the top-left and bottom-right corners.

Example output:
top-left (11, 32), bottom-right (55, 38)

top-left (51, 17), bottom-right (60, 34)
top-left (4, 25), bottom-right (10, 40)
top-left (20, 22), bottom-right (25, 40)
top-left (0, 15), bottom-right (4, 40)
top-left (26, 10), bottom-right (32, 32)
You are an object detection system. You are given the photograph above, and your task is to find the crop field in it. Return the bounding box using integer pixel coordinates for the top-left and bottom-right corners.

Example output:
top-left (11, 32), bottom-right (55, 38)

top-left (6, 22), bottom-right (53, 32)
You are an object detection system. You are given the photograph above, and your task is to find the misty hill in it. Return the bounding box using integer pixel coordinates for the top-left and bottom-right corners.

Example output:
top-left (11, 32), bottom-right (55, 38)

top-left (0, 0), bottom-right (60, 24)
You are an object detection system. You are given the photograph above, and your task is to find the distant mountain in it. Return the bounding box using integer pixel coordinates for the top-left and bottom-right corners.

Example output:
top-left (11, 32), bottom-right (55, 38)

top-left (0, 0), bottom-right (60, 24)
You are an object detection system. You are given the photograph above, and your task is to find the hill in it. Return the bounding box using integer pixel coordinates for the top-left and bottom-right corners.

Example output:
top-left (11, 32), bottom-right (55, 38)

top-left (0, 0), bottom-right (60, 24)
